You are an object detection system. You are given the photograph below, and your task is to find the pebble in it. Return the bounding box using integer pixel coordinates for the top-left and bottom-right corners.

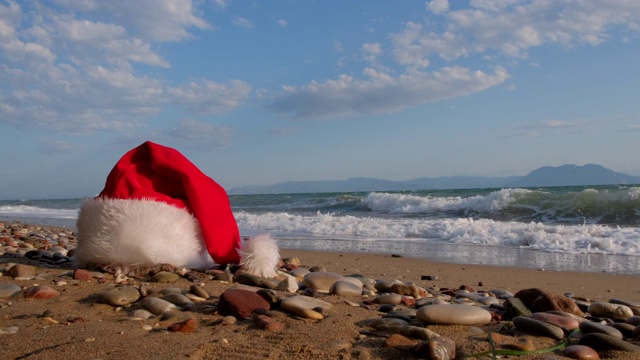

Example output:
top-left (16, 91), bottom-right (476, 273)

top-left (289, 267), bottom-right (310, 282)
top-left (234, 273), bottom-right (280, 289)
top-left (23, 285), bottom-right (60, 299)
top-left (368, 317), bottom-right (409, 329)
top-left (150, 271), bottom-right (180, 283)
top-left (276, 272), bottom-right (299, 293)
top-left (98, 286), bottom-right (141, 306)
top-left (302, 271), bottom-right (343, 292)
top-left (564, 345), bottom-right (600, 359)
top-left (489, 333), bottom-right (535, 351)
top-left (143, 297), bottom-right (177, 315)
top-left (530, 311), bottom-right (580, 330)
top-left (578, 333), bottom-right (640, 352)
top-left (129, 309), bottom-right (154, 320)
top-left (515, 288), bottom-right (584, 316)
top-left (162, 293), bottom-right (193, 308)
top-left (579, 320), bottom-right (624, 339)
top-left (512, 316), bottom-right (565, 339)
top-left (6, 264), bottom-right (36, 278)
top-left (0, 326), bottom-right (19, 334)
top-left (0, 284), bottom-right (22, 299)
top-left (73, 268), bottom-right (93, 281)
top-left (189, 284), bottom-right (210, 300)
top-left (217, 288), bottom-right (270, 319)
top-left (280, 295), bottom-right (332, 320)
top-left (417, 304), bottom-right (492, 326)
top-left (587, 301), bottom-right (633, 320)
top-left (372, 293), bottom-right (402, 305)
top-left (253, 314), bottom-right (285, 331)
top-left (330, 280), bottom-right (362, 297)
top-left (413, 336), bottom-right (456, 360)
top-left (167, 318), bottom-right (196, 333)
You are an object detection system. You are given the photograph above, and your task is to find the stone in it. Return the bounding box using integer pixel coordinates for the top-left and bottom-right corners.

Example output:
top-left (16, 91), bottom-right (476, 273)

top-left (587, 301), bottom-right (633, 320)
top-left (6, 264), bottom-right (35, 278)
top-left (579, 320), bottom-right (623, 339)
top-left (515, 288), bottom-right (583, 316)
top-left (369, 317), bottom-right (410, 329)
top-left (99, 286), bottom-right (141, 306)
top-left (385, 334), bottom-right (418, 349)
top-left (23, 286), bottom-right (59, 299)
top-left (0, 326), bottom-right (19, 334)
top-left (253, 314), bottom-right (285, 331)
top-left (302, 271), bottom-right (343, 292)
top-left (375, 279), bottom-right (403, 293)
top-left (330, 280), bottom-right (362, 297)
top-left (563, 345), bottom-right (600, 359)
top-left (129, 309), bottom-right (154, 320)
top-left (217, 288), bottom-right (270, 319)
top-left (143, 297), bottom-right (177, 315)
top-left (280, 295), bottom-right (332, 320)
top-left (609, 323), bottom-right (636, 338)
top-left (530, 312), bottom-right (580, 330)
top-left (256, 289), bottom-right (279, 305)
top-left (162, 293), bottom-right (193, 308)
top-left (167, 318), bottom-right (196, 333)
top-left (417, 304), bottom-right (492, 326)
top-left (504, 297), bottom-right (531, 319)
top-left (276, 272), bottom-right (299, 293)
top-left (372, 293), bottom-right (402, 305)
top-left (489, 333), bottom-right (535, 352)
top-left (234, 273), bottom-right (280, 289)
top-left (390, 283), bottom-right (421, 298)
top-left (512, 316), bottom-right (565, 340)
top-left (578, 333), bottom-right (640, 352)
top-left (413, 336), bottom-right (456, 360)
top-left (189, 285), bottom-right (210, 300)
top-left (73, 268), bottom-right (93, 281)
top-left (626, 315), bottom-right (640, 326)
top-left (0, 284), bottom-right (21, 299)
top-left (289, 267), bottom-right (310, 282)
top-left (150, 271), bottom-right (179, 283)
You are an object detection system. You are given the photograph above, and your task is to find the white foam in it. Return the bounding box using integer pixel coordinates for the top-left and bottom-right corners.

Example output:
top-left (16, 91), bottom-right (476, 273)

top-left (234, 211), bottom-right (640, 256)
top-left (0, 205), bottom-right (78, 219)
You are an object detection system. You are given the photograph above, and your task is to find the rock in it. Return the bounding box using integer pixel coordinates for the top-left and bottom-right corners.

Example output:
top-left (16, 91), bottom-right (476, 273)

top-left (189, 285), bottom-right (210, 300)
top-left (276, 272), bottom-right (299, 293)
top-left (150, 271), bottom-right (180, 283)
top-left (413, 336), bottom-right (456, 360)
top-left (289, 267), bottom-right (310, 282)
top-left (73, 268), bottom-right (93, 281)
top-left (234, 273), bottom-right (280, 289)
top-left (6, 264), bottom-right (35, 278)
top-left (578, 333), bottom-right (640, 352)
top-left (213, 272), bottom-right (234, 282)
top-left (385, 334), bottom-right (418, 349)
top-left (564, 345), bottom-right (600, 359)
top-left (512, 316), bottom-right (565, 340)
top-left (23, 286), bottom-right (60, 299)
top-left (587, 301), bottom-right (633, 320)
top-left (129, 309), bottom-right (154, 320)
top-left (162, 293), bottom-right (193, 308)
top-left (302, 271), bottom-right (343, 292)
top-left (0, 284), bottom-right (22, 299)
top-left (280, 295), bottom-right (332, 320)
top-left (609, 323), bottom-right (636, 338)
top-left (330, 280), bottom-right (362, 297)
top-left (515, 288), bottom-right (583, 316)
top-left (256, 289), bottom-right (279, 306)
top-left (417, 304), bottom-right (492, 326)
top-left (626, 315), bottom-right (640, 326)
top-left (421, 275), bottom-right (438, 281)
top-left (143, 297), bottom-right (177, 315)
top-left (375, 279), bottom-right (403, 293)
top-left (489, 333), bottom-right (535, 352)
top-left (504, 297), bottom-right (531, 319)
top-left (253, 314), bottom-right (285, 331)
top-left (372, 293), bottom-right (402, 305)
top-left (390, 283), bottom-right (421, 298)
top-left (579, 320), bottom-right (623, 339)
top-left (369, 318), bottom-right (410, 329)
top-left (99, 286), bottom-right (141, 306)
top-left (530, 312), bottom-right (580, 330)
top-left (217, 288), bottom-right (270, 319)
top-left (167, 318), bottom-right (196, 333)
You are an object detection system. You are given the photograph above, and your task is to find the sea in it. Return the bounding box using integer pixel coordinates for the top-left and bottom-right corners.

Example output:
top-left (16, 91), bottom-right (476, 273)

top-left (2, 185), bottom-right (640, 274)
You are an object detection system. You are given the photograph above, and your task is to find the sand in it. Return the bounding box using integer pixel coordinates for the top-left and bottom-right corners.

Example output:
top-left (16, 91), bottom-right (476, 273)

top-left (2, 225), bottom-right (640, 359)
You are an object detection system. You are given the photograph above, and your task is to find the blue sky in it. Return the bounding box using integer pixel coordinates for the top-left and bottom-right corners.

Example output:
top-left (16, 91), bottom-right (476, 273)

top-left (1, 0), bottom-right (639, 199)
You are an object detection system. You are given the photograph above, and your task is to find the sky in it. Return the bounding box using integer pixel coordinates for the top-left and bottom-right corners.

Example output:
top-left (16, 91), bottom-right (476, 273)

top-left (1, 0), bottom-right (639, 199)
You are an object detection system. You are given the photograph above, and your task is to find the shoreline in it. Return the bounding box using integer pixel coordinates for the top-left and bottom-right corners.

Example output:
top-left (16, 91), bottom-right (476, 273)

top-left (2, 221), bottom-right (640, 359)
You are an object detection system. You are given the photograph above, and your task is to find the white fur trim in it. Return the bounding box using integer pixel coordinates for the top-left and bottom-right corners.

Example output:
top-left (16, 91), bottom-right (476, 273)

top-left (75, 198), bottom-right (215, 270)
top-left (238, 234), bottom-right (280, 278)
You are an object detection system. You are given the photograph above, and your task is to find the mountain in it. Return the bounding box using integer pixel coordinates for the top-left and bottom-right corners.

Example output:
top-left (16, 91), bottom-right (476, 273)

top-left (512, 164), bottom-right (640, 187)
top-left (227, 164), bottom-right (640, 195)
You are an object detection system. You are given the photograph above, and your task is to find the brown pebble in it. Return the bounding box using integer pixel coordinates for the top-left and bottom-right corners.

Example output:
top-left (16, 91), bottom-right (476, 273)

top-left (7, 264), bottom-right (36, 278)
top-left (23, 285), bottom-right (60, 299)
top-left (167, 318), bottom-right (196, 333)
top-left (385, 334), bottom-right (418, 350)
top-left (253, 315), bottom-right (285, 331)
top-left (564, 345), bottom-right (599, 359)
top-left (73, 269), bottom-right (93, 281)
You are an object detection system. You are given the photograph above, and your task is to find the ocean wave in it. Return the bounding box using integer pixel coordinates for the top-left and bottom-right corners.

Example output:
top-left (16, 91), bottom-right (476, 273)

top-left (234, 211), bottom-right (640, 256)
top-left (0, 205), bottom-right (79, 219)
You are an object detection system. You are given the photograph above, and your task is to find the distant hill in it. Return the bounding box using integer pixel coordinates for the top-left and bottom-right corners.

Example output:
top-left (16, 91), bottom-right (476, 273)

top-left (227, 164), bottom-right (640, 195)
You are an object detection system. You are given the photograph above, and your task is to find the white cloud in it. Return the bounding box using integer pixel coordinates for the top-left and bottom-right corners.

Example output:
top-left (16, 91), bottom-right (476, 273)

top-left (167, 80), bottom-right (252, 114)
top-left (362, 42), bottom-right (382, 63)
top-left (160, 118), bottom-right (233, 150)
top-left (232, 16), bottom-right (254, 29)
top-left (427, 0), bottom-right (449, 14)
top-left (277, 19), bottom-right (288, 27)
top-left (37, 137), bottom-right (84, 152)
top-left (267, 66), bottom-right (509, 119)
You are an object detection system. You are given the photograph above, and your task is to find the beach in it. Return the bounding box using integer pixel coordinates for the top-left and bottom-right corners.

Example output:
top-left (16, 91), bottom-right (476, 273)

top-left (2, 221), bottom-right (640, 359)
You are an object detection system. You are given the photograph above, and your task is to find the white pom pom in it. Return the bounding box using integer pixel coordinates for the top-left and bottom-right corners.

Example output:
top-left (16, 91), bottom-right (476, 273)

top-left (238, 234), bottom-right (280, 278)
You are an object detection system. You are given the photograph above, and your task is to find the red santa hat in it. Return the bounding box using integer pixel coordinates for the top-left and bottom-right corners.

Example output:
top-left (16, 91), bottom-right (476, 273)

top-left (74, 141), bottom-right (279, 277)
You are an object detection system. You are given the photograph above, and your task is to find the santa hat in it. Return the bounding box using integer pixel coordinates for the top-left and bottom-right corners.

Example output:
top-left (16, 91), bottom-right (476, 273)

top-left (74, 141), bottom-right (279, 277)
